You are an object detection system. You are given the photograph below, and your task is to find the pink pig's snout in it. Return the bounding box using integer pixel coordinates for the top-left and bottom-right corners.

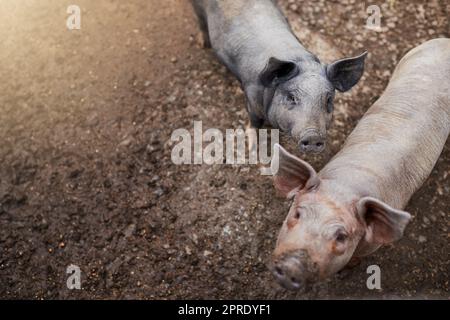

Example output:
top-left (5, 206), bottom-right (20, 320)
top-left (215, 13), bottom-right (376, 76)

top-left (271, 249), bottom-right (319, 291)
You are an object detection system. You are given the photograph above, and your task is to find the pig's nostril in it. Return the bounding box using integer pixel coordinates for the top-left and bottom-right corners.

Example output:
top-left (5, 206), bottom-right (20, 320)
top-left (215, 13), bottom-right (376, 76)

top-left (301, 140), bottom-right (309, 146)
top-left (274, 266), bottom-right (284, 276)
top-left (290, 277), bottom-right (301, 289)
top-left (316, 142), bottom-right (324, 147)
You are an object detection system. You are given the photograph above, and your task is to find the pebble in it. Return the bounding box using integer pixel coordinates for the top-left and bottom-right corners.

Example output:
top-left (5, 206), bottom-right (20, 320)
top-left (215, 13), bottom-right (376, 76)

top-left (118, 137), bottom-right (133, 147)
top-left (203, 250), bottom-right (213, 257)
top-left (418, 235), bottom-right (427, 243)
top-left (153, 187), bottom-right (165, 197)
top-left (124, 224), bottom-right (136, 238)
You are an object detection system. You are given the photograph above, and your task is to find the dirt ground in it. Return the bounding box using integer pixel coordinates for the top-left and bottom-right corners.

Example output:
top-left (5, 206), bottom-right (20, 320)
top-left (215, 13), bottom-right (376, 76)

top-left (0, 0), bottom-right (449, 299)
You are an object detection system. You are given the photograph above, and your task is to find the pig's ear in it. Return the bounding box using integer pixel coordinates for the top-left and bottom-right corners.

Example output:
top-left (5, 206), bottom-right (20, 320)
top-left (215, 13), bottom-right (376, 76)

top-left (270, 143), bottom-right (319, 198)
top-left (260, 57), bottom-right (300, 87)
top-left (326, 51), bottom-right (367, 92)
top-left (357, 197), bottom-right (411, 245)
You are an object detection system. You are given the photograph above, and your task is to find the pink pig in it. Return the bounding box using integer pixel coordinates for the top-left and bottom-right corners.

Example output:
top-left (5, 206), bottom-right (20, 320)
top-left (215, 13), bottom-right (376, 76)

top-left (270, 38), bottom-right (450, 290)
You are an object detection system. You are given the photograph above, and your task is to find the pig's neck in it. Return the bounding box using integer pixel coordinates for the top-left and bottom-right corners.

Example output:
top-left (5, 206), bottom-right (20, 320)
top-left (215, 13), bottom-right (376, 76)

top-left (318, 94), bottom-right (450, 210)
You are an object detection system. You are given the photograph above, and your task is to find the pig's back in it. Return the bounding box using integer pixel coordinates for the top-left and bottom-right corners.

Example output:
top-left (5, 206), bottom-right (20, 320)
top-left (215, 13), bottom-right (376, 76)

top-left (205, 0), bottom-right (307, 83)
top-left (321, 39), bottom-right (450, 208)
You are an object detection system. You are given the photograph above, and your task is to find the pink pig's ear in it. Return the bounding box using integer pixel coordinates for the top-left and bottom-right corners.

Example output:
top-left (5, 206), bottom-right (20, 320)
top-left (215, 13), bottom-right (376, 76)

top-left (357, 197), bottom-right (411, 245)
top-left (270, 143), bottom-right (319, 198)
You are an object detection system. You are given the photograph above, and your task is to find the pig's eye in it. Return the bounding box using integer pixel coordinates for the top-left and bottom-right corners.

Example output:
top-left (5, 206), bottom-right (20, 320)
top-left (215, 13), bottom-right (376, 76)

top-left (294, 210), bottom-right (301, 219)
top-left (287, 93), bottom-right (297, 104)
top-left (335, 231), bottom-right (348, 243)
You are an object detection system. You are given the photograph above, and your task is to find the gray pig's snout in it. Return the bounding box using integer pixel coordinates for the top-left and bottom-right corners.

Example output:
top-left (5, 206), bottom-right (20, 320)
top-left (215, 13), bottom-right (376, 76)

top-left (299, 130), bottom-right (325, 153)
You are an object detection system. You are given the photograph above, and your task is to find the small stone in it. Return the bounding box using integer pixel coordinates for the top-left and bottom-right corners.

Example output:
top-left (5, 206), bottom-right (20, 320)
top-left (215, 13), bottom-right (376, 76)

top-left (222, 225), bottom-right (232, 236)
top-left (146, 144), bottom-right (160, 154)
top-left (124, 224), bottom-right (136, 238)
top-left (203, 250), bottom-right (213, 257)
top-left (153, 187), bottom-right (165, 197)
top-left (191, 233), bottom-right (198, 245)
top-left (118, 137), bottom-right (133, 147)
top-left (418, 235), bottom-right (427, 243)
top-left (387, 22), bottom-right (396, 29)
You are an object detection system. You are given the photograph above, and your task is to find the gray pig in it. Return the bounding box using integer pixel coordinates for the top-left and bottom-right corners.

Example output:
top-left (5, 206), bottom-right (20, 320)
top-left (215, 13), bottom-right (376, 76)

top-left (270, 38), bottom-right (450, 290)
top-left (190, 0), bottom-right (367, 153)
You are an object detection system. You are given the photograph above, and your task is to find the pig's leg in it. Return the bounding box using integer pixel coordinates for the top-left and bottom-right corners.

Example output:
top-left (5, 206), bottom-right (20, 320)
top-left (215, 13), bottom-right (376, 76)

top-left (246, 120), bottom-right (258, 154)
top-left (190, 1), bottom-right (211, 48)
top-left (245, 87), bottom-right (265, 129)
top-left (246, 103), bottom-right (265, 153)
top-left (197, 17), bottom-right (211, 49)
